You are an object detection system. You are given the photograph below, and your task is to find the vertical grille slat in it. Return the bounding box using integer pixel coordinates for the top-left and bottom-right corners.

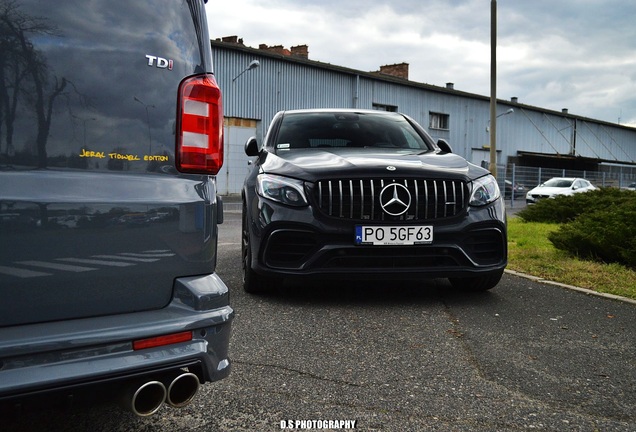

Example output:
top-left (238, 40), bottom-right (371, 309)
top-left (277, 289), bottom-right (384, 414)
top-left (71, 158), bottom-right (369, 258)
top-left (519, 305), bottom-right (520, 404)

top-left (359, 179), bottom-right (365, 219)
top-left (433, 180), bottom-right (439, 218)
top-left (338, 180), bottom-right (343, 218)
top-left (461, 182), bottom-right (465, 207)
top-left (443, 181), bottom-right (448, 218)
top-left (315, 178), bottom-right (467, 221)
top-left (414, 180), bottom-right (419, 219)
top-left (370, 180), bottom-right (375, 219)
top-left (328, 181), bottom-right (333, 215)
top-left (349, 180), bottom-right (354, 219)
top-left (380, 179), bottom-right (385, 221)
top-left (424, 180), bottom-right (429, 219)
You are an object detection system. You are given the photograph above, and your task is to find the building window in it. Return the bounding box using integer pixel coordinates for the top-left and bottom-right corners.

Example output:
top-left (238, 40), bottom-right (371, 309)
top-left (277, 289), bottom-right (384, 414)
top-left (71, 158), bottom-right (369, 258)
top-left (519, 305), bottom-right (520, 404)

top-left (429, 112), bottom-right (449, 130)
top-left (372, 103), bottom-right (398, 112)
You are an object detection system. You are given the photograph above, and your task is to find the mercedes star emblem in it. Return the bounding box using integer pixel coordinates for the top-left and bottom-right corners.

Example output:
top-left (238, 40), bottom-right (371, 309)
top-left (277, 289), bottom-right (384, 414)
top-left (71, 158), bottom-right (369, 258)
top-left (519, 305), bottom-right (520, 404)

top-left (379, 183), bottom-right (411, 216)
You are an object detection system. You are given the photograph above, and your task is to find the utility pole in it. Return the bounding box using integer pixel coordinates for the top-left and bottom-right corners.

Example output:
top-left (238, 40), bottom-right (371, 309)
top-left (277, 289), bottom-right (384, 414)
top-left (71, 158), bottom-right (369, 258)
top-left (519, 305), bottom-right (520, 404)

top-left (489, 0), bottom-right (498, 178)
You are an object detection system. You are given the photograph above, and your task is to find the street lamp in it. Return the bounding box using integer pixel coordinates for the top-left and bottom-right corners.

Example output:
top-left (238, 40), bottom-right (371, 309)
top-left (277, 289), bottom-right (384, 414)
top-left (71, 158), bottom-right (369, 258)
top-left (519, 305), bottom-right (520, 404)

top-left (134, 96), bottom-right (155, 154)
top-left (489, 0), bottom-right (498, 178)
top-left (72, 115), bottom-right (96, 146)
top-left (232, 60), bottom-right (260, 83)
top-left (486, 108), bottom-right (514, 133)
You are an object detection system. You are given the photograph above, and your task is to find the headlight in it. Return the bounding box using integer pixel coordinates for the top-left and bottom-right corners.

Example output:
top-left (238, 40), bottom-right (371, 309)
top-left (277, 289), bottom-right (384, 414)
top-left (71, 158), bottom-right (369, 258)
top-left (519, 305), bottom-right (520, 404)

top-left (256, 173), bottom-right (308, 206)
top-left (469, 175), bottom-right (500, 206)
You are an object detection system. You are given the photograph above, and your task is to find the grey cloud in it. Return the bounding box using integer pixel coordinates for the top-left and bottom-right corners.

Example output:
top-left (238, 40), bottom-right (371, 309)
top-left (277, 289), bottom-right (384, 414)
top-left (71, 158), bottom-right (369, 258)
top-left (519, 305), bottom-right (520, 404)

top-left (208, 0), bottom-right (636, 125)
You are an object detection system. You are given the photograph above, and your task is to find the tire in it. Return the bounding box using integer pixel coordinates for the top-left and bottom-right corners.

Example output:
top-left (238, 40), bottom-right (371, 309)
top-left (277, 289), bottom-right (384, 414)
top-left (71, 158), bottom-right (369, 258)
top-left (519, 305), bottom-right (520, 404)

top-left (241, 204), bottom-right (279, 294)
top-left (449, 269), bottom-right (504, 292)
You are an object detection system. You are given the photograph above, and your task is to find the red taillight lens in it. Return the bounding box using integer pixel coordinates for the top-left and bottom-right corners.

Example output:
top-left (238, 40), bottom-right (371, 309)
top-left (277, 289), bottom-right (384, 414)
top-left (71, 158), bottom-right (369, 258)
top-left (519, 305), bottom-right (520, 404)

top-left (176, 74), bottom-right (224, 174)
top-left (133, 331), bottom-right (193, 351)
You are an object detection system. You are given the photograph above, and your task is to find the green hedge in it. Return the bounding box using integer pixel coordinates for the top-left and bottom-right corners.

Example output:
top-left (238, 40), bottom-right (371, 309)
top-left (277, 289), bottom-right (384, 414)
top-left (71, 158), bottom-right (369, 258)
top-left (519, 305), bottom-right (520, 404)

top-left (517, 189), bottom-right (636, 268)
top-left (517, 188), bottom-right (634, 223)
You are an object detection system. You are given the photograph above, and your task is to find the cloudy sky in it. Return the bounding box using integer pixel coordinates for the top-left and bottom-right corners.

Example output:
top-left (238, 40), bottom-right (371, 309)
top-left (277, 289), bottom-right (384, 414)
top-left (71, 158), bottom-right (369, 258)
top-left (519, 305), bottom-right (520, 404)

top-left (205, 0), bottom-right (636, 127)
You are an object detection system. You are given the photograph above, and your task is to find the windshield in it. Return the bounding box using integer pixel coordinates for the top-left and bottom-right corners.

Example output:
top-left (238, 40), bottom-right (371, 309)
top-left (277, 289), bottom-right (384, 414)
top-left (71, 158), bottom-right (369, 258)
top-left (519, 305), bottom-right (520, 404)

top-left (0, 0), bottom-right (209, 172)
top-left (543, 178), bottom-right (573, 188)
top-left (273, 112), bottom-right (433, 152)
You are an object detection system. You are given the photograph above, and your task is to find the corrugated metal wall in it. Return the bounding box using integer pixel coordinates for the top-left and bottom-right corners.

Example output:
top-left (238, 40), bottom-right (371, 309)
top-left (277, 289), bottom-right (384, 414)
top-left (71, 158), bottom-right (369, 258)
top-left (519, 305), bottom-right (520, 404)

top-left (211, 42), bottom-right (636, 171)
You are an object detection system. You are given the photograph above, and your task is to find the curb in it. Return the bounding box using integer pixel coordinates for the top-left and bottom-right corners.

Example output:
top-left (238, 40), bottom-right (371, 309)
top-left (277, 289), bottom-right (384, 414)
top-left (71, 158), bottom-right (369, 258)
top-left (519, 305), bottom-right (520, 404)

top-left (505, 269), bottom-right (636, 306)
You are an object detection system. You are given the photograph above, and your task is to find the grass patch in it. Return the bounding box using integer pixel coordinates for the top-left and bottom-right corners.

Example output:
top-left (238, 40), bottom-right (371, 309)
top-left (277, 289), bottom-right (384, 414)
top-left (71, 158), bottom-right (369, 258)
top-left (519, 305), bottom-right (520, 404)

top-left (507, 217), bottom-right (636, 300)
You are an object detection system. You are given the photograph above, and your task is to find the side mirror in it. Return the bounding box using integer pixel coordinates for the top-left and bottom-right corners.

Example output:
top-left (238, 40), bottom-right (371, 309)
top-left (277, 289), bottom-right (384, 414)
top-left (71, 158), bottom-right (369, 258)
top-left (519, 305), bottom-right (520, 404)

top-left (436, 139), bottom-right (453, 153)
top-left (244, 136), bottom-right (259, 156)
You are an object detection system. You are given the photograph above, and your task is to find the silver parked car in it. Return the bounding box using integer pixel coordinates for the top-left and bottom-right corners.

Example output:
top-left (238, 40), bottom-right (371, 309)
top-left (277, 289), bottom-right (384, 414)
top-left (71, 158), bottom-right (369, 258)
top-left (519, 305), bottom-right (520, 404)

top-left (526, 177), bottom-right (597, 204)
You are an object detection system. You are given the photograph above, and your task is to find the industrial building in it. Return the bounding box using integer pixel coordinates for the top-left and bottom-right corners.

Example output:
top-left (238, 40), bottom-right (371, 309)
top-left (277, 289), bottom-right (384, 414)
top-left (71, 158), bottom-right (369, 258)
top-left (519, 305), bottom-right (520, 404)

top-left (211, 36), bottom-right (636, 195)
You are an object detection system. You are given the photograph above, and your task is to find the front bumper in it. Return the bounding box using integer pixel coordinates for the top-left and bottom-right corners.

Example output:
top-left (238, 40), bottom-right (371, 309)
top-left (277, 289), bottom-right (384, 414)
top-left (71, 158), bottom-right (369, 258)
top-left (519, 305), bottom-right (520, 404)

top-left (526, 193), bottom-right (553, 204)
top-left (247, 195), bottom-right (507, 280)
top-left (0, 273), bottom-right (233, 406)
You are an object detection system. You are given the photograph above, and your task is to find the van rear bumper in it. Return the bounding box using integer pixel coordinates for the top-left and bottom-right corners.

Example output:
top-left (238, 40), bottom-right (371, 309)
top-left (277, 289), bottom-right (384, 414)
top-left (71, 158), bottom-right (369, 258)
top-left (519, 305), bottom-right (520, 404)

top-left (0, 273), bottom-right (233, 404)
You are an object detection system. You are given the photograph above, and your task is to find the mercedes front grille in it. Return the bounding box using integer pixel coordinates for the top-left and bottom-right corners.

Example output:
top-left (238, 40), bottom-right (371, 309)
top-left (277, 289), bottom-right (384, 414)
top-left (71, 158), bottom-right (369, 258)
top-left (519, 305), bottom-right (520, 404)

top-left (314, 178), bottom-right (468, 221)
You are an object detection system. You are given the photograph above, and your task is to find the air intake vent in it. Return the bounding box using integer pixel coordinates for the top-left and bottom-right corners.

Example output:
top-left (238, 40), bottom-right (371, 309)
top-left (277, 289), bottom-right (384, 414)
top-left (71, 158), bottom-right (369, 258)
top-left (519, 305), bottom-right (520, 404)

top-left (263, 230), bottom-right (318, 269)
top-left (464, 228), bottom-right (506, 264)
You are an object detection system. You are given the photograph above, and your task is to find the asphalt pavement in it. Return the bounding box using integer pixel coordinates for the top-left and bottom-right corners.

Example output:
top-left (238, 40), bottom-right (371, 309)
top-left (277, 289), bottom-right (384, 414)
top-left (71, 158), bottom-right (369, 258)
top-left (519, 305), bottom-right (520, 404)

top-left (6, 201), bottom-right (636, 432)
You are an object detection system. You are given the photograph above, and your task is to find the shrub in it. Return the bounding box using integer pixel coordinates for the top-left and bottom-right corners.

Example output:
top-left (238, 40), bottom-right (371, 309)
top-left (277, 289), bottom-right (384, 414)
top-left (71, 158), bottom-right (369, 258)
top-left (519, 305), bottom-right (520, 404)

top-left (546, 195), bottom-right (636, 268)
top-left (518, 188), bottom-right (634, 223)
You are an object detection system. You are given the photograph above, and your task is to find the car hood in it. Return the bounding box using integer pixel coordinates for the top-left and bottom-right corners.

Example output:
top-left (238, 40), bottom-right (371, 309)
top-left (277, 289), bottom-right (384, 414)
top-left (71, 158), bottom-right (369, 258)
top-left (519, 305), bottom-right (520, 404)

top-left (528, 186), bottom-right (571, 196)
top-left (259, 148), bottom-right (484, 181)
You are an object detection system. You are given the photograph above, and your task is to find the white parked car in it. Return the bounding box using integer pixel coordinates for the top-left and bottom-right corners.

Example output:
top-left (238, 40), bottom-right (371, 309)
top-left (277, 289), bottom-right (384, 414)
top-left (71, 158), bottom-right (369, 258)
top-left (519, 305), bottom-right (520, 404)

top-left (526, 177), bottom-right (597, 204)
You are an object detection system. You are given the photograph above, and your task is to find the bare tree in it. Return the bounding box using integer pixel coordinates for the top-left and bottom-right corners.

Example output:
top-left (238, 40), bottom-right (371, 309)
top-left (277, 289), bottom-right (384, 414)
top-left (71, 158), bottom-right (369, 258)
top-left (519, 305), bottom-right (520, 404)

top-left (0, 0), bottom-right (66, 167)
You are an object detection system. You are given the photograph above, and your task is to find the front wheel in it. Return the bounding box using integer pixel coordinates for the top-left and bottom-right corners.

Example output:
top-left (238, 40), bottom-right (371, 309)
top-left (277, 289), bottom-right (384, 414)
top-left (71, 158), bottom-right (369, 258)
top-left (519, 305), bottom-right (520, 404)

top-left (449, 269), bottom-right (504, 292)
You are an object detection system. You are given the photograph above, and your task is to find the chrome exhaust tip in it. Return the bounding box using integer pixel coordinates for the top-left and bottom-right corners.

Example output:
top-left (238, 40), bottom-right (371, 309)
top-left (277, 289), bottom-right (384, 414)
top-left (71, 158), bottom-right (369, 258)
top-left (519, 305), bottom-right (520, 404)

top-left (130, 380), bottom-right (167, 417)
top-left (166, 372), bottom-right (200, 408)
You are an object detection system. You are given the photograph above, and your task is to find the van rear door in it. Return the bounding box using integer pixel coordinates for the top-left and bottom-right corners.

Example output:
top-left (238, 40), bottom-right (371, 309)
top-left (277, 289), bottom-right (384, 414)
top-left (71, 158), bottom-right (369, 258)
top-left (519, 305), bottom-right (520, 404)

top-left (0, 0), bottom-right (223, 326)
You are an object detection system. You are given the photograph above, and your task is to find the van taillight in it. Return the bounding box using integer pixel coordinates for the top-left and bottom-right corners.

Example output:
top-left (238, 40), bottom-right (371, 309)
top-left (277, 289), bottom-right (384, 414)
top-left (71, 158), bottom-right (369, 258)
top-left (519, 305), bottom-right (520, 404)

top-left (176, 74), bottom-right (224, 174)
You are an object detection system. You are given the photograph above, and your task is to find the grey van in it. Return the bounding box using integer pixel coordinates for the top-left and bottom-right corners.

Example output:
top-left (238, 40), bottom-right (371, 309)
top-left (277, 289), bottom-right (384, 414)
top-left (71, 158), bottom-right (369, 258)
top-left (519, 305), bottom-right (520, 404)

top-left (0, 0), bottom-right (232, 416)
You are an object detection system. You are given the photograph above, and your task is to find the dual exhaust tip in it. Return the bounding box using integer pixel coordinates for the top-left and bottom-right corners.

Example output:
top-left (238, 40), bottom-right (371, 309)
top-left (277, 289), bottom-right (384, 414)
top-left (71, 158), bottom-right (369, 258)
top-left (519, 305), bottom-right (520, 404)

top-left (128, 372), bottom-right (200, 417)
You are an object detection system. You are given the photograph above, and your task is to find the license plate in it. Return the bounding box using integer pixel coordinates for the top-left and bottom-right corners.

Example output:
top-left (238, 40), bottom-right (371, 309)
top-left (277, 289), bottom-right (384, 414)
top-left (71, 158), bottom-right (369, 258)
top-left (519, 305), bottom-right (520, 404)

top-left (355, 225), bottom-right (433, 245)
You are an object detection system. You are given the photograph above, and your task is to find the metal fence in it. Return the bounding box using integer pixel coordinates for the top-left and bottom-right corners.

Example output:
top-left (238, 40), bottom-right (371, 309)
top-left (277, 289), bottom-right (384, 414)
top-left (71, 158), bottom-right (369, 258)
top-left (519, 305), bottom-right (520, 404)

top-left (496, 163), bottom-right (636, 204)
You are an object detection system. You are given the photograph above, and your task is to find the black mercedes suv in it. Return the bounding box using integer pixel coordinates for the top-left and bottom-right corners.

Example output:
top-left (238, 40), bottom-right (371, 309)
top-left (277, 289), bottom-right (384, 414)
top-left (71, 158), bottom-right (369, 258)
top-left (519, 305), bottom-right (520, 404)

top-left (0, 0), bottom-right (232, 417)
top-left (242, 109), bottom-right (507, 293)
